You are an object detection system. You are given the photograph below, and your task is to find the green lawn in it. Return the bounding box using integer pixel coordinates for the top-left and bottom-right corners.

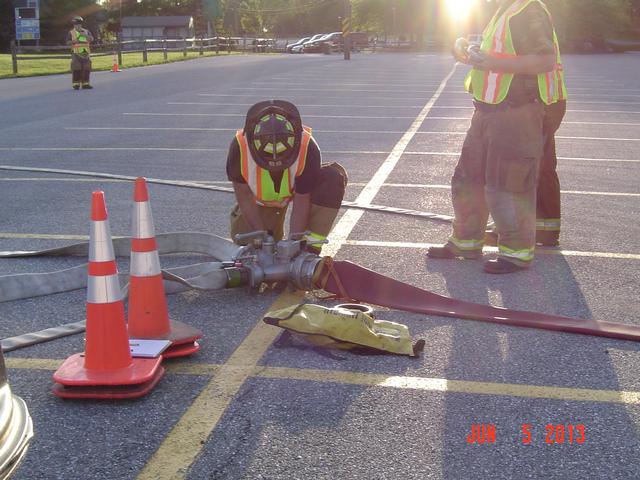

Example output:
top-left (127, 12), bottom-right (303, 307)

top-left (0, 49), bottom-right (245, 79)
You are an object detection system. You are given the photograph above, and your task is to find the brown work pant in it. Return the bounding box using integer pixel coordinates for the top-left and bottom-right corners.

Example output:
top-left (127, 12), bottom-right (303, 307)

top-left (71, 54), bottom-right (91, 85)
top-left (449, 101), bottom-right (545, 266)
top-left (536, 100), bottom-right (567, 244)
top-left (230, 162), bottom-right (347, 245)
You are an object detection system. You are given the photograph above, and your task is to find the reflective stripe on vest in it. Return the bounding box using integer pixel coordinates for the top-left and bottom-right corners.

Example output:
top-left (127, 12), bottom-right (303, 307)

top-left (237, 126), bottom-right (312, 208)
top-left (538, 18), bottom-right (568, 104)
top-left (70, 29), bottom-right (90, 55)
top-left (464, 0), bottom-right (564, 105)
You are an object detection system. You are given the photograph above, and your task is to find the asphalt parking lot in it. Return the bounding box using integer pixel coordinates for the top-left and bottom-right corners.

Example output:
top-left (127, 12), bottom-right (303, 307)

top-left (1, 51), bottom-right (639, 479)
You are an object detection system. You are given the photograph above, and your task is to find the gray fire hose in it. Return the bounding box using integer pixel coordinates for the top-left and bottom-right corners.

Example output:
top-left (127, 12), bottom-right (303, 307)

top-left (0, 231), bottom-right (323, 352)
top-left (0, 165), bottom-right (455, 224)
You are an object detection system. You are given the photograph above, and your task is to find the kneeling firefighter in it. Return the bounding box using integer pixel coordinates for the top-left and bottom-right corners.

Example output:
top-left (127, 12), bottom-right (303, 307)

top-left (226, 100), bottom-right (347, 253)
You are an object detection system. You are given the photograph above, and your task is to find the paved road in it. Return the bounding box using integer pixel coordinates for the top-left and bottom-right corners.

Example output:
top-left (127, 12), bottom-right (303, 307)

top-left (1, 51), bottom-right (639, 479)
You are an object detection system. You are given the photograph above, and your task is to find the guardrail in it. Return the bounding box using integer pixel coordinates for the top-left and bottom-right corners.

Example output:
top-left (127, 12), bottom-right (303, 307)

top-left (9, 36), bottom-right (282, 76)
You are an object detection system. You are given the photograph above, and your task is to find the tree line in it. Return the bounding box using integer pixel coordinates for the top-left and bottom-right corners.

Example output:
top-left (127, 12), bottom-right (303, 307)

top-left (2, 0), bottom-right (639, 51)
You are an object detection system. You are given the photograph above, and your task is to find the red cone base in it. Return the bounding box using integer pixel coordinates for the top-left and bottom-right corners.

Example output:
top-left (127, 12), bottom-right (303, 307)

top-left (162, 341), bottom-right (200, 359)
top-left (52, 366), bottom-right (165, 399)
top-left (53, 353), bottom-right (163, 386)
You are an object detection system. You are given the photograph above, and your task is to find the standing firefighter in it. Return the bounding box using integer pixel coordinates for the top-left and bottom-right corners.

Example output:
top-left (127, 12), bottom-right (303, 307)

top-left (486, 40), bottom-right (568, 247)
top-left (67, 16), bottom-right (94, 90)
top-left (428, 0), bottom-right (564, 274)
top-left (227, 100), bottom-right (347, 253)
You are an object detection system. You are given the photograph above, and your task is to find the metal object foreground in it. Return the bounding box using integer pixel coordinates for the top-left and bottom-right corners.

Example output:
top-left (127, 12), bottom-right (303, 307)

top-left (0, 350), bottom-right (33, 480)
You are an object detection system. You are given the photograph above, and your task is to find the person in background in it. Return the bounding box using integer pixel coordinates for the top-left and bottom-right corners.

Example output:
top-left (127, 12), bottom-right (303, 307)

top-left (66, 16), bottom-right (94, 90)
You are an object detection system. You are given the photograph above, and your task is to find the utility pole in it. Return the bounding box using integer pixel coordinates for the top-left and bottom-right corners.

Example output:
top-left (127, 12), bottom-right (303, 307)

top-left (342, 0), bottom-right (351, 60)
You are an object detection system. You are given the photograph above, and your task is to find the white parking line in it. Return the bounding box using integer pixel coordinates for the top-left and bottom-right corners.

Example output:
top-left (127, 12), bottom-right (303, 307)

top-left (122, 113), bottom-right (416, 119)
top-left (0, 147), bottom-right (226, 152)
top-left (323, 65), bottom-right (458, 258)
top-left (431, 106), bottom-right (640, 114)
top-left (342, 240), bottom-right (640, 260)
top-left (167, 102), bottom-right (425, 109)
top-left (66, 127), bottom-right (640, 140)
top-left (561, 121), bottom-right (640, 127)
top-left (230, 87), bottom-right (438, 94)
top-left (399, 152), bottom-right (640, 163)
top-left (198, 93), bottom-right (430, 101)
top-left (353, 183), bottom-right (640, 197)
top-left (122, 112), bottom-right (640, 127)
top-left (250, 82), bottom-right (445, 88)
top-left (0, 178), bottom-right (232, 184)
top-left (438, 91), bottom-right (640, 99)
top-left (2, 178), bottom-right (634, 197)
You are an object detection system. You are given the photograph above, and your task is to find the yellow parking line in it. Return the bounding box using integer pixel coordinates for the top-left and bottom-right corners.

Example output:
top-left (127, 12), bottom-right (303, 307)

top-left (0, 233), bottom-right (91, 240)
top-left (256, 367), bottom-right (640, 405)
top-left (4, 357), bottom-right (61, 370)
top-left (135, 290), bottom-right (303, 480)
top-left (6, 357), bottom-right (639, 406)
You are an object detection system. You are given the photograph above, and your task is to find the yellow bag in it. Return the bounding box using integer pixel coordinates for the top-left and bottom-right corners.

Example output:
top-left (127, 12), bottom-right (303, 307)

top-left (263, 303), bottom-right (424, 357)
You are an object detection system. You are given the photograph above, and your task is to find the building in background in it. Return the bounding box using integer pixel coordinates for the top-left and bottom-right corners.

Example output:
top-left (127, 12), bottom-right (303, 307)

top-left (120, 16), bottom-right (194, 41)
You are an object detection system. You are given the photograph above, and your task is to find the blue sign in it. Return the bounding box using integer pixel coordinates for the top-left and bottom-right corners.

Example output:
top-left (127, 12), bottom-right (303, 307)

top-left (15, 6), bottom-right (40, 40)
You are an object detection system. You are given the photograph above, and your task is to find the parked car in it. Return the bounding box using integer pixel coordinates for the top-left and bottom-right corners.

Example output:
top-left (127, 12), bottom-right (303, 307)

top-left (317, 32), bottom-right (342, 52)
top-left (326, 32), bottom-right (369, 52)
top-left (349, 32), bottom-right (370, 50)
top-left (300, 33), bottom-right (329, 53)
top-left (252, 38), bottom-right (275, 52)
top-left (286, 36), bottom-right (311, 53)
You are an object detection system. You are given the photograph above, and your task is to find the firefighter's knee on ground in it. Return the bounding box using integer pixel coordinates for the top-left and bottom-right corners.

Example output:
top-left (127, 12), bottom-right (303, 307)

top-left (311, 163), bottom-right (347, 209)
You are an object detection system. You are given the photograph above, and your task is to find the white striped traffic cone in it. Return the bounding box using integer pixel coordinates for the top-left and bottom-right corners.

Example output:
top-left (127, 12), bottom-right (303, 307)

top-left (127, 177), bottom-right (202, 357)
top-left (52, 191), bottom-right (164, 399)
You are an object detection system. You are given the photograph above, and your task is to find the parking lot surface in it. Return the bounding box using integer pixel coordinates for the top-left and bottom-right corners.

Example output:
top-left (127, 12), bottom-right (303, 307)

top-left (1, 51), bottom-right (639, 479)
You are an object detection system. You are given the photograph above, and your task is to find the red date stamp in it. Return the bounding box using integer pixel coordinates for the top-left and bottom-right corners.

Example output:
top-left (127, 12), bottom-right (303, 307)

top-left (467, 423), bottom-right (586, 445)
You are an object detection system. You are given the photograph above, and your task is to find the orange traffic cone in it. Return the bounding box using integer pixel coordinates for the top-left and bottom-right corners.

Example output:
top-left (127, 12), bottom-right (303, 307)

top-left (111, 51), bottom-right (120, 72)
top-left (52, 191), bottom-right (164, 399)
top-left (127, 177), bottom-right (202, 358)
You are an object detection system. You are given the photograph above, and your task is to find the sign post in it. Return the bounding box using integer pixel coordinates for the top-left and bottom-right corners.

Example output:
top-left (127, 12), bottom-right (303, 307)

top-left (342, 0), bottom-right (351, 60)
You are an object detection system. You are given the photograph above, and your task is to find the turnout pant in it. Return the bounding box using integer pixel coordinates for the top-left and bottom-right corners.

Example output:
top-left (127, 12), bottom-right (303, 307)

top-left (536, 100), bottom-right (566, 245)
top-left (230, 162), bottom-right (347, 249)
top-left (447, 101), bottom-right (545, 267)
top-left (71, 54), bottom-right (92, 86)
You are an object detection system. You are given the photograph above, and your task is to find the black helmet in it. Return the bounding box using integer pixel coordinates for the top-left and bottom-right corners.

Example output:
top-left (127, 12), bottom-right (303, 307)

top-left (244, 100), bottom-right (303, 172)
top-left (72, 16), bottom-right (83, 24)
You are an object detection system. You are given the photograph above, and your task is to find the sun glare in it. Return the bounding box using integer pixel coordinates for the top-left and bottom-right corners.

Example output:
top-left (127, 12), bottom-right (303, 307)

top-left (444, 0), bottom-right (476, 23)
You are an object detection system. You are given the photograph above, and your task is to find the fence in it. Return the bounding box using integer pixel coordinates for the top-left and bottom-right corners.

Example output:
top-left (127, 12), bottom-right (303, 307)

top-left (9, 36), bottom-right (283, 76)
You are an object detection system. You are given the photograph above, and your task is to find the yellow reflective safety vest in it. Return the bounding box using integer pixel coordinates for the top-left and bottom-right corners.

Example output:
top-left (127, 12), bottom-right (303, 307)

top-left (70, 29), bottom-right (91, 55)
top-left (464, 0), bottom-right (566, 105)
top-left (236, 126), bottom-right (312, 208)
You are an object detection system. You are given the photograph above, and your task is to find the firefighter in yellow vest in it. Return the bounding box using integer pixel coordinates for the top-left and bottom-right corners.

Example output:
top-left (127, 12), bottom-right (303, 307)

top-left (227, 100), bottom-right (347, 253)
top-left (428, 0), bottom-right (563, 274)
top-left (485, 42), bottom-right (567, 247)
top-left (66, 16), bottom-right (94, 90)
